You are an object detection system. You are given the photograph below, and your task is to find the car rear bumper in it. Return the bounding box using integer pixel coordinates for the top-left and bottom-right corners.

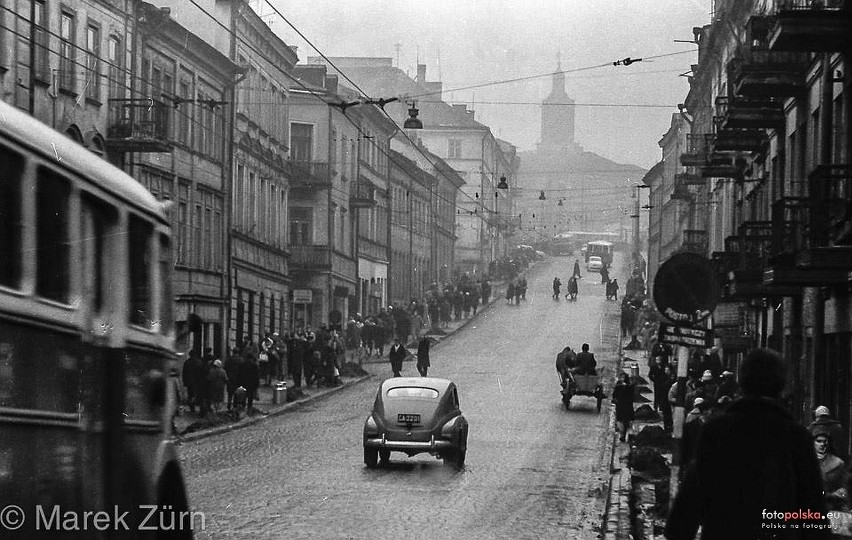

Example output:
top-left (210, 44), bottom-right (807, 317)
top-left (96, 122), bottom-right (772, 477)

top-left (364, 434), bottom-right (454, 453)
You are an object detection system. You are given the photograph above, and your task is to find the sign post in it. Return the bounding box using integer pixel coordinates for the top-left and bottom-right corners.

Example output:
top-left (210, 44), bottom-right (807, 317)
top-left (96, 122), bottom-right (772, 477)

top-left (652, 252), bottom-right (719, 500)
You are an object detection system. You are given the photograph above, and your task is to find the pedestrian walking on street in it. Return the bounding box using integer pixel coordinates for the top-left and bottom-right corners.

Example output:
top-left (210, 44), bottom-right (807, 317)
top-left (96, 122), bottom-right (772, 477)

top-left (665, 348), bottom-right (828, 540)
top-left (389, 338), bottom-right (406, 377)
top-left (519, 276), bottom-right (528, 300)
top-left (506, 281), bottom-right (515, 304)
top-left (572, 259), bottom-right (582, 279)
top-left (552, 277), bottom-right (562, 300)
top-left (566, 276), bottom-right (578, 301)
top-left (416, 336), bottom-right (431, 377)
top-left (612, 373), bottom-right (635, 442)
top-left (599, 264), bottom-right (610, 286)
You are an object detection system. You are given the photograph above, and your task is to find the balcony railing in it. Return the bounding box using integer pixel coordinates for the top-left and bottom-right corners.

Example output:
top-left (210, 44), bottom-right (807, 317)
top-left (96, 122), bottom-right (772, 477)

top-left (358, 238), bottom-right (388, 262)
top-left (712, 125), bottom-right (770, 154)
top-left (808, 164), bottom-right (852, 246)
top-left (680, 134), bottom-right (713, 166)
top-left (350, 181), bottom-right (377, 208)
top-left (289, 160), bottom-right (332, 190)
top-left (674, 171), bottom-right (705, 187)
top-left (681, 229), bottom-right (708, 254)
top-left (769, 0), bottom-right (852, 51)
top-left (728, 49), bottom-right (808, 98)
top-left (289, 244), bottom-right (357, 276)
top-left (771, 197), bottom-right (810, 258)
top-left (737, 221), bottom-right (773, 269)
top-left (714, 96), bottom-right (785, 130)
top-left (106, 98), bottom-right (172, 152)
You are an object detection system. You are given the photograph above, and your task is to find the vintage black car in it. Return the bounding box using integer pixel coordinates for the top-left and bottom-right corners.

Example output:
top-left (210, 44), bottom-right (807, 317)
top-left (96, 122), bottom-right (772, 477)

top-left (363, 377), bottom-right (468, 468)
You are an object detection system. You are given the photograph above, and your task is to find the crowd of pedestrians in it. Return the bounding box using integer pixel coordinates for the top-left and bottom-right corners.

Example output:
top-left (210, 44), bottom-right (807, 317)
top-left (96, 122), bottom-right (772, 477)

top-left (665, 347), bottom-right (852, 539)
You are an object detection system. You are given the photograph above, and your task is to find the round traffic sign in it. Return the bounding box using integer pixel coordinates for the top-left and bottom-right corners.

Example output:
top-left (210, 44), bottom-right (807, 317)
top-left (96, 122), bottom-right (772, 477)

top-left (653, 252), bottom-right (719, 326)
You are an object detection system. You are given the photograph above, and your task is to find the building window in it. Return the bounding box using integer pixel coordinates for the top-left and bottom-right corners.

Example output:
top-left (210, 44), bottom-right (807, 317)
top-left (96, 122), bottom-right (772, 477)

top-left (177, 180), bottom-right (190, 265)
top-left (177, 72), bottom-right (192, 146)
top-left (107, 35), bottom-right (123, 99)
top-left (59, 11), bottom-right (76, 92)
top-left (290, 123), bottom-right (313, 162)
top-left (33, 1), bottom-right (49, 82)
top-left (289, 207), bottom-right (312, 245)
top-left (448, 139), bottom-right (462, 159)
top-left (85, 24), bottom-right (100, 102)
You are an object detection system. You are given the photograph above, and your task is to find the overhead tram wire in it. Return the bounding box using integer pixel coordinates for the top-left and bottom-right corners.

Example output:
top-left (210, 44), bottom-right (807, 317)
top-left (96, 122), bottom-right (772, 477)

top-left (254, 4), bottom-right (648, 243)
top-left (0, 7), bottom-right (223, 138)
top-left (185, 0), bottom-right (634, 244)
top-left (404, 50), bottom-right (696, 101)
top-left (185, 0), bottom-right (561, 245)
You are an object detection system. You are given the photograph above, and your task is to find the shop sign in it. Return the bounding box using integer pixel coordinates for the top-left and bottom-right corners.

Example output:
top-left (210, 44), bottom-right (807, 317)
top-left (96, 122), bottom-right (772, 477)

top-left (293, 289), bottom-right (313, 303)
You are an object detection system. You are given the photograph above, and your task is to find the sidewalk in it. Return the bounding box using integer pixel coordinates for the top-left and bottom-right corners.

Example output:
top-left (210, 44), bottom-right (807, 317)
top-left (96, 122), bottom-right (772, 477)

top-left (173, 277), bottom-right (519, 443)
top-left (603, 346), bottom-right (673, 540)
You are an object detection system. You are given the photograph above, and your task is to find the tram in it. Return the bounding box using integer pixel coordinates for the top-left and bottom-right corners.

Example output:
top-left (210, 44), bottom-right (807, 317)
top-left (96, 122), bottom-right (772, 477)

top-left (0, 100), bottom-right (192, 535)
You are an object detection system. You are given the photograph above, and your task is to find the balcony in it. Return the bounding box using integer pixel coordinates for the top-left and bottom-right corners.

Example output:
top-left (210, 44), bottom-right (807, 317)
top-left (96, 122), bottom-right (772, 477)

top-left (769, 0), bottom-right (852, 52)
top-left (712, 128), bottom-right (769, 154)
top-left (727, 49), bottom-right (808, 98)
top-left (350, 181), bottom-right (377, 208)
top-left (674, 171), bottom-right (705, 187)
top-left (681, 229), bottom-right (708, 254)
top-left (762, 197), bottom-right (843, 288)
top-left (358, 237), bottom-right (388, 262)
top-left (729, 222), bottom-right (778, 297)
top-left (700, 154), bottom-right (742, 178)
top-left (289, 244), bottom-right (357, 277)
top-left (289, 160), bottom-right (332, 190)
top-left (795, 164), bottom-right (852, 271)
top-left (714, 96), bottom-right (785, 130)
top-left (680, 134), bottom-right (713, 167)
top-left (106, 98), bottom-right (173, 153)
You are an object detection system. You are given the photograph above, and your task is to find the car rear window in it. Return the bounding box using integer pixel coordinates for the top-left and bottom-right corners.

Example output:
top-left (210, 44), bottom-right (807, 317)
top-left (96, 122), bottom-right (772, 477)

top-left (387, 387), bottom-right (439, 398)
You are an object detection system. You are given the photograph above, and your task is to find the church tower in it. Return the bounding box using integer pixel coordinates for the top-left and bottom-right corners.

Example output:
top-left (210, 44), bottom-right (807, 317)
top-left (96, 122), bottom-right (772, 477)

top-left (538, 56), bottom-right (577, 152)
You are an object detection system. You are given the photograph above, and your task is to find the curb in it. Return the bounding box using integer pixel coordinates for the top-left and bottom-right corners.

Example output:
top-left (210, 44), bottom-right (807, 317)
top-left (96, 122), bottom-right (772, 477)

top-left (175, 374), bottom-right (374, 444)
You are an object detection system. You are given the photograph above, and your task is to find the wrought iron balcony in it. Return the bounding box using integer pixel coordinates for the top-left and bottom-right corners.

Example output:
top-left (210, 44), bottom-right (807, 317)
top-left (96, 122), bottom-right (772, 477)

top-left (350, 180), bottom-right (377, 208)
top-left (769, 0), bottom-right (852, 52)
top-left (681, 229), bottom-right (708, 254)
top-left (289, 160), bottom-right (332, 190)
top-left (680, 134), bottom-right (713, 167)
top-left (714, 96), bottom-right (785, 130)
top-left (808, 164), bottom-right (852, 247)
top-left (675, 171), bottom-right (705, 187)
top-left (106, 98), bottom-right (173, 152)
top-left (763, 196), bottom-right (847, 287)
top-left (700, 153), bottom-right (742, 178)
top-left (726, 15), bottom-right (810, 96)
top-left (712, 127), bottom-right (769, 154)
top-left (289, 244), bottom-right (357, 276)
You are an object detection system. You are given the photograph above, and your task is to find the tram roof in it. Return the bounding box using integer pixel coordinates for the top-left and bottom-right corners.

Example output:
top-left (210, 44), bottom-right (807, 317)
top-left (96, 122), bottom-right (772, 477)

top-left (0, 100), bottom-right (168, 224)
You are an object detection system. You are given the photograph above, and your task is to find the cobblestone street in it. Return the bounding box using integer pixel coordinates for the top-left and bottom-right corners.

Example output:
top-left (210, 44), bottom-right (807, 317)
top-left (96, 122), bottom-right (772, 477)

top-left (180, 255), bottom-right (624, 539)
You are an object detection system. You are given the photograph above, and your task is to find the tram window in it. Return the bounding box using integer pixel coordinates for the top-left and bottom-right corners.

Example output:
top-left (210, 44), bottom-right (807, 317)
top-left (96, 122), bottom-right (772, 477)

top-left (81, 195), bottom-right (115, 313)
top-left (0, 146), bottom-right (23, 289)
top-left (159, 234), bottom-right (173, 334)
top-left (128, 215), bottom-right (152, 327)
top-left (36, 169), bottom-right (71, 302)
top-left (0, 321), bottom-right (82, 413)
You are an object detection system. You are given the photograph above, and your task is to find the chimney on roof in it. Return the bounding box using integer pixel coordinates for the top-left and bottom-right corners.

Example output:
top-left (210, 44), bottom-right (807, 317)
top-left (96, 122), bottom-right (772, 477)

top-left (325, 74), bottom-right (338, 94)
top-left (417, 64), bottom-right (427, 83)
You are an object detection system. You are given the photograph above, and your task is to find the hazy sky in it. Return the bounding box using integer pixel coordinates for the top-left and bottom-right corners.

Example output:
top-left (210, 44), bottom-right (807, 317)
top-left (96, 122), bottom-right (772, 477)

top-left (265, 0), bottom-right (713, 169)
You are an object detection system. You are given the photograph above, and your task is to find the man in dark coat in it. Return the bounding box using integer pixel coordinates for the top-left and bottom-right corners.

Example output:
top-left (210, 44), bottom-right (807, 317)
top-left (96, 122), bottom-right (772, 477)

top-left (388, 337), bottom-right (407, 377)
top-left (223, 348), bottom-right (242, 410)
top-left (416, 336), bottom-right (431, 377)
top-left (575, 343), bottom-right (597, 375)
top-left (481, 280), bottom-right (492, 305)
top-left (612, 373), bottom-right (634, 442)
top-left (665, 348), bottom-right (829, 540)
top-left (237, 357), bottom-right (260, 413)
top-left (181, 350), bottom-right (202, 413)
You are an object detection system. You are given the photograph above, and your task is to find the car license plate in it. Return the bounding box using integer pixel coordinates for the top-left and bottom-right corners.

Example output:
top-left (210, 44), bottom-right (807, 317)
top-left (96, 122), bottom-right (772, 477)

top-left (398, 414), bottom-right (420, 424)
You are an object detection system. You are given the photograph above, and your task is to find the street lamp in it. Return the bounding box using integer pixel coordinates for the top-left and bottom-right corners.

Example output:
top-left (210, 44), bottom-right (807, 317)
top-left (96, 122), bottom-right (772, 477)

top-left (404, 101), bottom-right (423, 129)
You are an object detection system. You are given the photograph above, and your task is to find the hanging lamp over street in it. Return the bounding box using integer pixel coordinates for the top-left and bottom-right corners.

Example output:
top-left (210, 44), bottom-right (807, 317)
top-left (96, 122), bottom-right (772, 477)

top-left (497, 175), bottom-right (508, 189)
top-left (539, 190), bottom-right (547, 200)
top-left (404, 101), bottom-right (423, 129)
